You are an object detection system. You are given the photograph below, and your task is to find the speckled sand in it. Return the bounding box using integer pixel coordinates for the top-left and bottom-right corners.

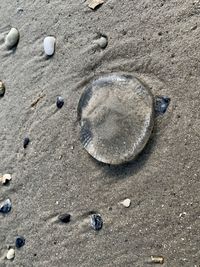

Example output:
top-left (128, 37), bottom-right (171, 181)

top-left (0, 1), bottom-right (200, 266)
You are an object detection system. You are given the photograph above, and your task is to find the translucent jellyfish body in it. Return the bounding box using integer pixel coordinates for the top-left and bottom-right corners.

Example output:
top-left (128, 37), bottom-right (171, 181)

top-left (78, 73), bottom-right (154, 165)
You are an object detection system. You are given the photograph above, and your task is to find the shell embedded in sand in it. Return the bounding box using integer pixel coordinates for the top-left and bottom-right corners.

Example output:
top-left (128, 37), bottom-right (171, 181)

top-left (94, 36), bottom-right (108, 48)
top-left (90, 214), bottom-right (103, 230)
top-left (6, 248), bottom-right (15, 260)
top-left (77, 73), bottom-right (154, 165)
top-left (43, 36), bottom-right (56, 56)
top-left (56, 96), bottom-right (64, 109)
top-left (154, 95), bottom-right (170, 115)
top-left (0, 80), bottom-right (6, 97)
top-left (0, 173), bottom-right (12, 185)
top-left (87, 0), bottom-right (104, 9)
top-left (0, 199), bottom-right (12, 213)
top-left (5, 28), bottom-right (20, 49)
top-left (120, 198), bottom-right (131, 208)
top-left (15, 236), bottom-right (25, 248)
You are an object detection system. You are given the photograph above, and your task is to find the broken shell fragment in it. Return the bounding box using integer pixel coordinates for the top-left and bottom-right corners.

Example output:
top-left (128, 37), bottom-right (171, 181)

top-left (77, 73), bottom-right (154, 165)
top-left (120, 198), bottom-right (131, 208)
top-left (0, 80), bottom-right (6, 97)
top-left (154, 96), bottom-right (170, 115)
top-left (0, 174), bottom-right (12, 185)
top-left (145, 255), bottom-right (164, 264)
top-left (5, 28), bottom-right (20, 49)
top-left (87, 0), bottom-right (104, 9)
top-left (44, 36), bottom-right (56, 56)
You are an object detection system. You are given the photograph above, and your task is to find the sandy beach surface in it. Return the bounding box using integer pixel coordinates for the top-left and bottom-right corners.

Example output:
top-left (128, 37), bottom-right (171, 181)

top-left (0, 0), bottom-right (200, 266)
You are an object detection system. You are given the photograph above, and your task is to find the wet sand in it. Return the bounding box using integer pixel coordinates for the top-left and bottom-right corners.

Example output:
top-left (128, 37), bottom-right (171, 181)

top-left (0, 0), bottom-right (200, 266)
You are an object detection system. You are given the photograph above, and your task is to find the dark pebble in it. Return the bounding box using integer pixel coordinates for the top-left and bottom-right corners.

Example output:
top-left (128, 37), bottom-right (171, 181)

top-left (23, 137), bottom-right (30, 148)
top-left (58, 213), bottom-right (71, 223)
top-left (15, 236), bottom-right (25, 248)
top-left (90, 214), bottom-right (103, 231)
top-left (154, 96), bottom-right (170, 115)
top-left (56, 96), bottom-right (64, 109)
top-left (0, 199), bottom-right (12, 214)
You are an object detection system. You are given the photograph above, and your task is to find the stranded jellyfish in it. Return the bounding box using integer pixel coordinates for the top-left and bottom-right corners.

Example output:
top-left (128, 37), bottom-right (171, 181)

top-left (77, 73), bottom-right (154, 165)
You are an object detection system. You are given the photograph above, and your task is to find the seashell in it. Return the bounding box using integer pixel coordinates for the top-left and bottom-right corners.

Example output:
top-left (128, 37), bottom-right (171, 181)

top-left (0, 173), bottom-right (12, 185)
top-left (43, 36), bottom-right (56, 56)
top-left (145, 256), bottom-right (164, 264)
top-left (6, 248), bottom-right (15, 260)
top-left (0, 199), bottom-right (12, 214)
top-left (77, 73), bottom-right (154, 165)
top-left (120, 198), bottom-right (131, 208)
top-left (0, 80), bottom-right (6, 97)
top-left (94, 36), bottom-right (108, 49)
top-left (58, 213), bottom-right (71, 223)
top-left (154, 96), bottom-right (170, 115)
top-left (56, 96), bottom-right (64, 109)
top-left (5, 28), bottom-right (20, 49)
top-left (23, 137), bottom-right (30, 148)
top-left (87, 0), bottom-right (104, 9)
top-left (15, 236), bottom-right (25, 248)
top-left (90, 214), bottom-right (103, 231)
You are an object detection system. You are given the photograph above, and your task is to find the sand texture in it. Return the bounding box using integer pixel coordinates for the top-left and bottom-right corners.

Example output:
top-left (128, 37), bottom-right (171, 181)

top-left (0, 0), bottom-right (200, 266)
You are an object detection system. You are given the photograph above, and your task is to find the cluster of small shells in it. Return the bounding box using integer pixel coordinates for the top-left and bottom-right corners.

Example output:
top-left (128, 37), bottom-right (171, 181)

top-left (4, 27), bottom-right (56, 56)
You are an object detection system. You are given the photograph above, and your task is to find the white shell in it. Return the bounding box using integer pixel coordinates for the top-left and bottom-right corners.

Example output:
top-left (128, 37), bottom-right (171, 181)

top-left (120, 198), bottom-right (131, 208)
top-left (43, 36), bottom-right (56, 56)
top-left (94, 36), bottom-right (107, 48)
top-left (5, 28), bottom-right (20, 49)
top-left (6, 248), bottom-right (15, 260)
top-left (0, 173), bottom-right (12, 184)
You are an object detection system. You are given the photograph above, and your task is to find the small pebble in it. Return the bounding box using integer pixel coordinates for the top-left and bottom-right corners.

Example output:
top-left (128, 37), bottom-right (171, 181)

top-left (15, 236), bottom-right (25, 248)
top-left (94, 36), bottom-right (108, 49)
top-left (0, 174), bottom-right (12, 185)
top-left (58, 213), bottom-right (71, 223)
top-left (23, 137), bottom-right (30, 148)
top-left (90, 214), bottom-right (103, 231)
top-left (5, 28), bottom-right (20, 49)
top-left (44, 36), bottom-right (56, 56)
top-left (120, 198), bottom-right (131, 208)
top-left (0, 80), bottom-right (5, 97)
top-left (6, 248), bottom-right (15, 260)
top-left (56, 96), bottom-right (64, 109)
top-left (154, 96), bottom-right (170, 115)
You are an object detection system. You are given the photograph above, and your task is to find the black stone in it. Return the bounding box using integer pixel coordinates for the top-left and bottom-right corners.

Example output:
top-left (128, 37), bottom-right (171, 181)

top-left (154, 96), bottom-right (170, 115)
top-left (90, 214), bottom-right (103, 231)
top-left (16, 236), bottom-right (25, 248)
top-left (0, 199), bottom-right (12, 214)
top-left (56, 96), bottom-right (64, 109)
top-left (23, 137), bottom-right (30, 148)
top-left (58, 213), bottom-right (71, 223)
